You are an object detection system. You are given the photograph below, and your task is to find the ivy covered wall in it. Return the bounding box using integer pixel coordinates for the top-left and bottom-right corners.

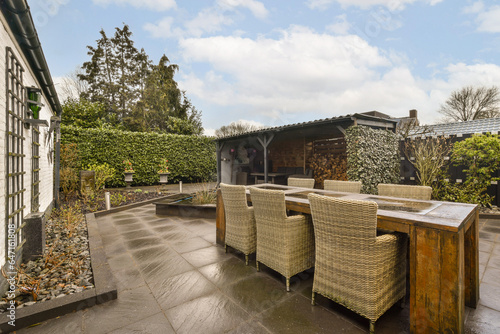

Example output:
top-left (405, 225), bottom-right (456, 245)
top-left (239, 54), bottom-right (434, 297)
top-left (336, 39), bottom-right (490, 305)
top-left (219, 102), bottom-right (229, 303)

top-left (346, 125), bottom-right (400, 194)
top-left (61, 125), bottom-right (217, 187)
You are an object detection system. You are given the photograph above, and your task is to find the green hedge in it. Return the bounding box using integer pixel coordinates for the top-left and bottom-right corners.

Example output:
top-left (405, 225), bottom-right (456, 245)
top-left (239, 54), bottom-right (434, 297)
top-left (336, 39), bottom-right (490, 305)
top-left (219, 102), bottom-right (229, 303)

top-left (61, 125), bottom-right (217, 187)
top-left (346, 125), bottom-right (400, 194)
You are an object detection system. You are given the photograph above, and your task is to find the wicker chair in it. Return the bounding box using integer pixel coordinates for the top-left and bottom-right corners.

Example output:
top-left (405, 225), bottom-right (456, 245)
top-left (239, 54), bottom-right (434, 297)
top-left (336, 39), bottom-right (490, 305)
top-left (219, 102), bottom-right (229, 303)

top-left (288, 177), bottom-right (315, 189)
top-left (377, 183), bottom-right (432, 200)
top-left (308, 193), bottom-right (407, 333)
top-left (323, 180), bottom-right (362, 193)
top-left (220, 183), bottom-right (256, 265)
top-left (249, 187), bottom-right (315, 291)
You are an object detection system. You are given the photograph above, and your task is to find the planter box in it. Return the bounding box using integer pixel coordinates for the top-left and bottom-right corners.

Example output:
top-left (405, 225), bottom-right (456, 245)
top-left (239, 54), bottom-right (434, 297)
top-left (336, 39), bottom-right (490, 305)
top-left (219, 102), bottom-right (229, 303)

top-left (154, 194), bottom-right (216, 219)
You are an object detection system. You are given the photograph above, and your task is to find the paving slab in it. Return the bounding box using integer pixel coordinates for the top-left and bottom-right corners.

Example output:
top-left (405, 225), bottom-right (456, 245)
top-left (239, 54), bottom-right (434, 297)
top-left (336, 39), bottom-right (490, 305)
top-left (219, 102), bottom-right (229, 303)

top-left (14, 203), bottom-right (500, 333)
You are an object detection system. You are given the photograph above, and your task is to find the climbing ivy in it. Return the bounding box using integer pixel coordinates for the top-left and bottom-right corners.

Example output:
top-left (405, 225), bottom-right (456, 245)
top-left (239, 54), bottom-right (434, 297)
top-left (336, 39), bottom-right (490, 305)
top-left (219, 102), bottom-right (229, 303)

top-left (61, 125), bottom-right (216, 187)
top-left (346, 125), bottom-right (400, 194)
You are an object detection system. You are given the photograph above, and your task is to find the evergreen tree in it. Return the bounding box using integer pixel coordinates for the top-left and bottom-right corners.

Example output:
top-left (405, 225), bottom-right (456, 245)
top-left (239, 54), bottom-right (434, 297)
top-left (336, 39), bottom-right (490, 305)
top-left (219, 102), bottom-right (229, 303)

top-left (77, 24), bottom-right (202, 135)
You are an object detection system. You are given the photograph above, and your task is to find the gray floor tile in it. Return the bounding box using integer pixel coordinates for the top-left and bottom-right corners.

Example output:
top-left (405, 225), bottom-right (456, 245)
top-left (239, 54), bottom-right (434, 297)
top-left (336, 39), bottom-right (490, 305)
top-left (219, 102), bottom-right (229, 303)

top-left (165, 291), bottom-right (250, 334)
top-left (108, 312), bottom-right (175, 334)
top-left (150, 269), bottom-right (217, 310)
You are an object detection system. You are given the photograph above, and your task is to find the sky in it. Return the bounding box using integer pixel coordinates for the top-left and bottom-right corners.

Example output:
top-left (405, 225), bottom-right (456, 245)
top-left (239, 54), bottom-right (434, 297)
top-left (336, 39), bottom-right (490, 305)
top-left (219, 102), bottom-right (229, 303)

top-left (29, 0), bottom-right (500, 135)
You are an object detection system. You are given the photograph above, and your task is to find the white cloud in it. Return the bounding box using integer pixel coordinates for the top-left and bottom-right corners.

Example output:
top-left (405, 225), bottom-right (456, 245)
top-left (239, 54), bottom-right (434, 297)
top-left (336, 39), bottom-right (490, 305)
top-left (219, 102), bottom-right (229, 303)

top-left (326, 14), bottom-right (351, 35)
top-left (463, 1), bottom-right (500, 33)
top-left (144, 1), bottom-right (267, 39)
top-left (92, 0), bottom-right (176, 11)
top-left (306, 0), bottom-right (443, 11)
top-left (476, 5), bottom-right (500, 33)
top-left (462, 1), bottom-right (484, 14)
top-left (177, 25), bottom-right (500, 127)
top-left (217, 0), bottom-right (268, 19)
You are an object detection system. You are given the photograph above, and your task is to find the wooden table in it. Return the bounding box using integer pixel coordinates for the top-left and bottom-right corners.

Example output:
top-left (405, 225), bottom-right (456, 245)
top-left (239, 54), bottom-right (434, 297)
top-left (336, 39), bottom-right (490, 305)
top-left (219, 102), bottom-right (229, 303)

top-left (215, 184), bottom-right (479, 333)
top-left (249, 172), bottom-right (288, 184)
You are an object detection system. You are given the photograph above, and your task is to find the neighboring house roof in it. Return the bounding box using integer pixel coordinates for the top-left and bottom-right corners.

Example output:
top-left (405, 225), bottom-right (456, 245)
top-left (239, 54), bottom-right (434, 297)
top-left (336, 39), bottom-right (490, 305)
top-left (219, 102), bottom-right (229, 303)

top-left (412, 118), bottom-right (500, 137)
top-left (215, 111), bottom-right (399, 141)
top-left (1, 0), bottom-right (62, 116)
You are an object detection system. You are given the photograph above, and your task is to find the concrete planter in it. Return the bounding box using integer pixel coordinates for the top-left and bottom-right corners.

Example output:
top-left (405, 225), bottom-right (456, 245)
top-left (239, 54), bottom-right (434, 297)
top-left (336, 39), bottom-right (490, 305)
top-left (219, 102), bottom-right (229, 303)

top-left (124, 172), bottom-right (134, 187)
top-left (159, 172), bottom-right (170, 184)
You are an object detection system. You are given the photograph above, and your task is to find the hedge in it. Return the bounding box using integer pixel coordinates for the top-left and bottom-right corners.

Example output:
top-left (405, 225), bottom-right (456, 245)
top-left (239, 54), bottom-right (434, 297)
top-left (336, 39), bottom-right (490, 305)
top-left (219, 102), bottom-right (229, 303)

top-left (346, 125), bottom-right (400, 194)
top-left (61, 125), bottom-right (217, 187)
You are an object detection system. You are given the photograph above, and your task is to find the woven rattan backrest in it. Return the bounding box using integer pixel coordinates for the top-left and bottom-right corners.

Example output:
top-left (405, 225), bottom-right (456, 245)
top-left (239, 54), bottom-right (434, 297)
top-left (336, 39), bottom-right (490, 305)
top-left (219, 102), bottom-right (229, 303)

top-left (308, 194), bottom-right (377, 250)
top-left (377, 183), bottom-right (432, 200)
top-left (249, 187), bottom-right (287, 223)
top-left (220, 183), bottom-right (249, 219)
top-left (288, 177), bottom-right (315, 188)
top-left (323, 180), bottom-right (362, 193)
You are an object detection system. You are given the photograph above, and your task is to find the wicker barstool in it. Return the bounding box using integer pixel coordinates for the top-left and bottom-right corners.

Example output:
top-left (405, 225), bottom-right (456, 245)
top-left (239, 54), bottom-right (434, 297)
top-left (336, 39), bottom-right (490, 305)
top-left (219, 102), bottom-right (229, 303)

top-left (288, 177), bottom-right (315, 188)
top-left (249, 187), bottom-right (315, 291)
top-left (220, 183), bottom-right (256, 265)
top-left (377, 183), bottom-right (432, 200)
top-left (308, 193), bottom-right (407, 333)
top-left (323, 180), bottom-right (362, 193)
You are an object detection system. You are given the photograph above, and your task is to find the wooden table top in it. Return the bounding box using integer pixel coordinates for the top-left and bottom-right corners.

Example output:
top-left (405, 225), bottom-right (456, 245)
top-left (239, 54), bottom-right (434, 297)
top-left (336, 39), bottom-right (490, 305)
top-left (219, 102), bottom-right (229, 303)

top-left (246, 184), bottom-right (478, 233)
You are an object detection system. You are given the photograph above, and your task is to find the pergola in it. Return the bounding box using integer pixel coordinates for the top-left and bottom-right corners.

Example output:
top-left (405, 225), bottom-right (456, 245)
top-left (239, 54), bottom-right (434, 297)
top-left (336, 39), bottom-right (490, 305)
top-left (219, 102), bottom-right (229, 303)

top-left (215, 111), bottom-right (399, 185)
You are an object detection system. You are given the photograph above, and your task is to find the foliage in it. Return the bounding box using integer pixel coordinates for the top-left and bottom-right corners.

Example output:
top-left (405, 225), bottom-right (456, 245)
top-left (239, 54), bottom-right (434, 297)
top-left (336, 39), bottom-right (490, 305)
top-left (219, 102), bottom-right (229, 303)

top-left (439, 85), bottom-right (500, 122)
top-left (433, 177), bottom-right (493, 207)
top-left (123, 159), bottom-right (134, 173)
top-left (158, 158), bottom-right (170, 174)
top-left (59, 143), bottom-right (80, 200)
top-left (439, 133), bottom-right (500, 207)
top-left (78, 24), bottom-right (202, 135)
top-left (61, 125), bottom-right (216, 187)
top-left (191, 184), bottom-right (217, 204)
top-left (87, 163), bottom-right (116, 191)
top-left (128, 55), bottom-right (203, 135)
top-left (308, 153), bottom-right (347, 189)
top-left (61, 98), bottom-right (107, 128)
top-left (346, 125), bottom-right (400, 194)
top-left (110, 193), bottom-right (127, 206)
top-left (215, 120), bottom-right (263, 137)
top-left (404, 136), bottom-right (452, 186)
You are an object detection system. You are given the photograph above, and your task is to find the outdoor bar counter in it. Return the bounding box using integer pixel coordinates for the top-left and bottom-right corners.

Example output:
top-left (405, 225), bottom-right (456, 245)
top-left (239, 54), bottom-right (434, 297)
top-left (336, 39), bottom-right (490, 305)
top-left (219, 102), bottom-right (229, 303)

top-left (215, 184), bottom-right (479, 333)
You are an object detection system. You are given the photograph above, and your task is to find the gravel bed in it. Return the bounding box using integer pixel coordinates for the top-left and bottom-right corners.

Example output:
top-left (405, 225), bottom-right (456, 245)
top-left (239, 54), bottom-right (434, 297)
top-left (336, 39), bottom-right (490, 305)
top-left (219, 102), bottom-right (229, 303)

top-left (0, 206), bottom-right (93, 312)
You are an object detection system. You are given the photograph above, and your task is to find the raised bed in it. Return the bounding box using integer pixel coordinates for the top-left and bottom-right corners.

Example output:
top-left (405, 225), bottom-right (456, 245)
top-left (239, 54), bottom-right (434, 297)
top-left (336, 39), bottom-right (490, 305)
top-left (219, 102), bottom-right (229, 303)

top-left (154, 194), bottom-right (216, 219)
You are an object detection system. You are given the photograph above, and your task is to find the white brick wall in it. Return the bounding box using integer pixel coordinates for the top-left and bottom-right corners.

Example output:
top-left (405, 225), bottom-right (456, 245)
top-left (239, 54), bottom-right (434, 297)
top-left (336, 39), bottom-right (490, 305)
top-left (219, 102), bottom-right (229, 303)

top-left (0, 17), bottom-right (55, 266)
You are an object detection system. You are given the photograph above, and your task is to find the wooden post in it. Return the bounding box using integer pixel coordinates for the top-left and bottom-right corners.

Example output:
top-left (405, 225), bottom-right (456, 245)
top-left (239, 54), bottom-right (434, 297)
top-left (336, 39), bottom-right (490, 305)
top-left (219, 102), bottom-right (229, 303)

top-left (216, 189), bottom-right (225, 245)
top-left (464, 209), bottom-right (480, 308)
top-left (410, 226), bottom-right (464, 333)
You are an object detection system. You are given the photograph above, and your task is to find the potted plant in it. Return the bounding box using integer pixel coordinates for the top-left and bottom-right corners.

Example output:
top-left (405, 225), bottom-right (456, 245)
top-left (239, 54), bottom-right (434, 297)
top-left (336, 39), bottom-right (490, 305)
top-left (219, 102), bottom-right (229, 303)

top-left (158, 158), bottom-right (170, 184)
top-left (123, 159), bottom-right (134, 187)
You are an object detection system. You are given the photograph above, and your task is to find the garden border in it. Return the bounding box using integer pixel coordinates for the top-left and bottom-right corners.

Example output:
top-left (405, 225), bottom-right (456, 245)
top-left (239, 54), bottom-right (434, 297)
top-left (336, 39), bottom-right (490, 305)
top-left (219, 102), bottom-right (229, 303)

top-left (0, 193), bottom-right (175, 333)
top-left (0, 213), bottom-right (116, 333)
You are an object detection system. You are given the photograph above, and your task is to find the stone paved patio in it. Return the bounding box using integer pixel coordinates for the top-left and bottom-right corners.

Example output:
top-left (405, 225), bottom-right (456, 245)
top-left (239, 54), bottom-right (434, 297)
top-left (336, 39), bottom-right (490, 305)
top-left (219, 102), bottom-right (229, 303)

top-left (16, 204), bottom-right (500, 333)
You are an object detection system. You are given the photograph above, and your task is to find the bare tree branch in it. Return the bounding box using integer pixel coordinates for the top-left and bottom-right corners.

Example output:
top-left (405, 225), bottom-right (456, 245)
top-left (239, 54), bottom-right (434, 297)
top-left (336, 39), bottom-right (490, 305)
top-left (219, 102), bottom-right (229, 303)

top-left (439, 86), bottom-right (500, 122)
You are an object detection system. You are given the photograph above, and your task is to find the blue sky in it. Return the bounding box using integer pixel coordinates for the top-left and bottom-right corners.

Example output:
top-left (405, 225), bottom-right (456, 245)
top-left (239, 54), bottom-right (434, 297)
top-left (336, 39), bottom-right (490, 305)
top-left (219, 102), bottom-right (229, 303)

top-left (29, 0), bottom-right (500, 135)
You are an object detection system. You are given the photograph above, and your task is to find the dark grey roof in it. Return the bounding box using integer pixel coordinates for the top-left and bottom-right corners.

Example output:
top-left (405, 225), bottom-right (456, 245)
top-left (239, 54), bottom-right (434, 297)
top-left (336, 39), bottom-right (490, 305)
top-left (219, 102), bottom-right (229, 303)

top-left (215, 112), bottom-right (398, 141)
top-left (412, 118), bottom-right (500, 137)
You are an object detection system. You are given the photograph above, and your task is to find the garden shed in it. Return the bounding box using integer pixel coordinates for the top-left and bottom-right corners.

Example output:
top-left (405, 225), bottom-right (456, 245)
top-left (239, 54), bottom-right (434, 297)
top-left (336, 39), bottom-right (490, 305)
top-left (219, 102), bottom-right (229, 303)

top-left (0, 1), bottom-right (62, 293)
top-left (215, 111), bottom-right (402, 186)
top-left (401, 117), bottom-right (500, 206)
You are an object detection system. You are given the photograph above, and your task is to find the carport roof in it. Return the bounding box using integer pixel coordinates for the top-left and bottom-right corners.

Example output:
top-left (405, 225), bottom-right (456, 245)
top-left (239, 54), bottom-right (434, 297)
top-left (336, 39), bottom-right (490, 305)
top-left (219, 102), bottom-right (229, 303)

top-left (215, 111), bottom-right (399, 142)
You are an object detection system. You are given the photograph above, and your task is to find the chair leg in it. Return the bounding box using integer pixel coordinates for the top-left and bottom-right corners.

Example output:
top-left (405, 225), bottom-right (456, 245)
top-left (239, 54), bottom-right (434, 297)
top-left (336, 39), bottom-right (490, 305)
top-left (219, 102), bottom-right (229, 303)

top-left (256, 261), bottom-right (260, 272)
top-left (369, 321), bottom-right (375, 334)
top-left (286, 278), bottom-right (290, 292)
top-left (311, 292), bottom-right (316, 305)
top-left (245, 254), bottom-right (249, 266)
top-left (224, 244), bottom-right (227, 253)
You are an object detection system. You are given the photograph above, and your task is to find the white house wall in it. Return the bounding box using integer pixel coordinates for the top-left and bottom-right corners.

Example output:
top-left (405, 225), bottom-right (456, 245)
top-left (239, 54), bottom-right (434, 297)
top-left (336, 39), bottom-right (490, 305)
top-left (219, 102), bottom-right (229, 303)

top-left (0, 16), bottom-right (55, 265)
